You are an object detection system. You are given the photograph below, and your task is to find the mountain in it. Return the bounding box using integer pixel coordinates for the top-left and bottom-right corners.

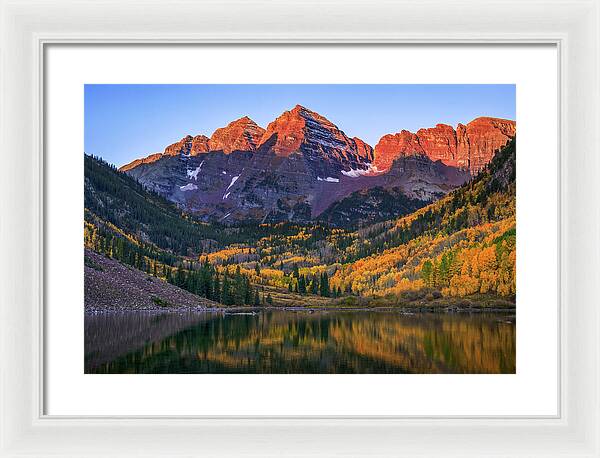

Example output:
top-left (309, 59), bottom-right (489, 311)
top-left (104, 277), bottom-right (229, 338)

top-left (259, 104), bottom-right (373, 167)
top-left (208, 116), bottom-right (265, 153)
top-left (373, 117), bottom-right (516, 176)
top-left (119, 106), bottom-right (514, 225)
top-left (120, 117), bottom-right (264, 173)
top-left (164, 134), bottom-right (210, 157)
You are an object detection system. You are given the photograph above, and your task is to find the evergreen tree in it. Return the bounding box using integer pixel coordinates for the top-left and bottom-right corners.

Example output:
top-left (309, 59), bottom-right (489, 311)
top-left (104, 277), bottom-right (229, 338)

top-left (213, 274), bottom-right (221, 302)
top-left (310, 273), bottom-right (319, 295)
top-left (175, 266), bottom-right (185, 288)
top-left (319, 272), bottom-right (330, 297)
top-left (298, 275), bottom-right (307, 294)
top-left (439, 253), bottom-right (451, 287)
top-left (233, 266), bottom-right (245, 305)
top-left (221, 274), bottom-right (233, 305)
top-left (244, 277), bottom-right (253, 305)
top-left (421, 260), bottom-right (433, 287)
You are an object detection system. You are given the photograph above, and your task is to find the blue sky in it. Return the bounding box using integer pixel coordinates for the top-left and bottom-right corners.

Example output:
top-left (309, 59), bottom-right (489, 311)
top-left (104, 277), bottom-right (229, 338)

top-left (85, 84), bottom-right (515, 167)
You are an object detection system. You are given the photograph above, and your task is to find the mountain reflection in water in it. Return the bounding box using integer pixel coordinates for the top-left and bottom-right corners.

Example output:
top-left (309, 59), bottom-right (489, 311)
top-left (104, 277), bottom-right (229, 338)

top-left (85, 310), bottom-right (515, 374)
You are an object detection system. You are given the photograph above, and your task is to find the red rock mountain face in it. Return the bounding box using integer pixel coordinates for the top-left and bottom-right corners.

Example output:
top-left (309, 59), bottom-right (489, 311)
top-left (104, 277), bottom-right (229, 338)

top-left (119, 153), bottom-right (164, 173)
top-left (120, 106), bottom-right (515, 225)
top-left (208, 116), bottom-right (265, 153)
top-left (258, 105), bottom-right (372, 165)
top-left (120, 108), bottom-right (514, 182)
top-left (372, 131), bottom-right (425, 172)
top-left (373, 117), bottom-right (516, 175)
top-left (353, 137), bottom-right (375, 163)
top-left (164, 135), bottom-right (210, 157)
top-left (121, 135), bottom-right (209, 172)
top-left (120, 118), bottom-right (264, 171)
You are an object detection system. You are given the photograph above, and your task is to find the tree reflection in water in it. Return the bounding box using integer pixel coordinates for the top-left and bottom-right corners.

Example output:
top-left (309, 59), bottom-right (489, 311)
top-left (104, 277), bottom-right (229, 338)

top-left (85, 310), bottom-right (515, 374)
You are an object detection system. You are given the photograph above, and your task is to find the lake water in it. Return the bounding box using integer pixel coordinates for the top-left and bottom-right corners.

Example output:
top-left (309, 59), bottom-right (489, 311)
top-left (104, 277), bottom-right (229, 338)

top-left (85, 309), bottom-right (515, 374)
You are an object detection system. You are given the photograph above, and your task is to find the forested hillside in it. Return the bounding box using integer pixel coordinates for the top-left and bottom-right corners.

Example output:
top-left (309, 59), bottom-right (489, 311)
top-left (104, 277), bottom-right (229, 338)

top-left (329, 139), bottom-right (516, 300)
top-left (85, 138), bottom-right (516, 307)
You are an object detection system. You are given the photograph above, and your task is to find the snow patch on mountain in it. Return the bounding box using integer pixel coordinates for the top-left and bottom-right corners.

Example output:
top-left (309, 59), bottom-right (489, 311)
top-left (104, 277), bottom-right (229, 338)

top-left (341, 163), bottom-right (380, 178)
top-left (317, 176), bottom-right (339, 183)
top-left (341, 168), bottom-right (368, 178)
top-left (225, 175), bottom-right (240, 192)
top-left (186, 161), bottom-right (204, 180)
top-left (222, 174), bottom-right (241, 199)
top-left (180, 183), bottom-right (198, 191)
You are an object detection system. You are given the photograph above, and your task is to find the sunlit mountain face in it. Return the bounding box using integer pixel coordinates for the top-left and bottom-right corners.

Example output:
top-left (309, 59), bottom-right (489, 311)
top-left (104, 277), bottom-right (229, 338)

top-left (120, 105), bottom-right (514, 226)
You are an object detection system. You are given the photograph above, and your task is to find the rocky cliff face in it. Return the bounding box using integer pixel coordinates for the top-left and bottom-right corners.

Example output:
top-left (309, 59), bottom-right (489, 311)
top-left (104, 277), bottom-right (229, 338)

top-left (415, 124), bottom-right (458, 168)
top-left (457, 117), bottom-right (516, 174)
top-left (164, 135), bottom-right (210, 157)
top-left (120, 107), bottom-right (514, 225)
top-left (120, 118), bottom-right (263, 171)
top-left (353, 137), bottom-right (374, 163)
top-left (373, 116), bottom-right (516, 176)
top-left (258, 105), bottom-right (372, 176)
top-left (371, 130), bottom-right (425, 172)
top-left (208, 116), bottom-right (265, 153)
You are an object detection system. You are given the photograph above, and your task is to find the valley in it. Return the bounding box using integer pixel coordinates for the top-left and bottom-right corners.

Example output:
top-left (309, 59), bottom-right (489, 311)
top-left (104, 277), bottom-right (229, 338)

top-left (84, 105), bottom-right (516, 312)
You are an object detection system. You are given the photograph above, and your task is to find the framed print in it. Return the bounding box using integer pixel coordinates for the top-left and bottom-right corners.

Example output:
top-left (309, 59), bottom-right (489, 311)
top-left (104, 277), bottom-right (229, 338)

top-left (1, 0), bottom-right (599, 457)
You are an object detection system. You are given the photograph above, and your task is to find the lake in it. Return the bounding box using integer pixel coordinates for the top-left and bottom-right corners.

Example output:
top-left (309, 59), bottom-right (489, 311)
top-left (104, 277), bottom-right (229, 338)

top-left (85, 309), bottom-right (515, 374)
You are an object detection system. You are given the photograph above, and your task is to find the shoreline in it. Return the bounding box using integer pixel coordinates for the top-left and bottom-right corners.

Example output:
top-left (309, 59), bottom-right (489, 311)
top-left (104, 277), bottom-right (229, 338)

top-left (85, 304), bottom-right (516, 314)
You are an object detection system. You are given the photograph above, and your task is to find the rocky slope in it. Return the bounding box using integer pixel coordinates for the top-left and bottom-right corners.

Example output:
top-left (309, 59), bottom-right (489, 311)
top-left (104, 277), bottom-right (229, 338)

top-left (84, 249), bottom-right (217, 311)
top-left (119, 106), bottom-right (514, 225)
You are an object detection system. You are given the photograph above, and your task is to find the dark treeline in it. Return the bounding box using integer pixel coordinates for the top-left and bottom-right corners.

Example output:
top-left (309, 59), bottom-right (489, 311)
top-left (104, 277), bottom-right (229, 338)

top-left (284, 264), bottom-right (343, 298)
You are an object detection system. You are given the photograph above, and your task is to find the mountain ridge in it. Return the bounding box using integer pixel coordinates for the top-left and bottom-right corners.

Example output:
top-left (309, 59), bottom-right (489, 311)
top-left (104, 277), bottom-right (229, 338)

top-left (117, 106), bottom-right (514, 225)
top-left (120, 107), bottom-right (514, 176)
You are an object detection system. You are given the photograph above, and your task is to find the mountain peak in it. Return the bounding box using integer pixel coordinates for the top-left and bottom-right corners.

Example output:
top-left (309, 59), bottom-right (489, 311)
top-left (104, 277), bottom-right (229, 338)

top-left (230, 115), bottom-right (256, 125)
top-left (465, 116), bottom-right (516, 139)
top-left (256, 106), bottom-right (373, 175)
top-left (208, 117), bottom-right (265, 153)
top-left (163, 134), bottom-right (210, 157)
top-left (290, 104), bottom-right (312, 114)
top-left (468, 116), bottom-right (512, 124)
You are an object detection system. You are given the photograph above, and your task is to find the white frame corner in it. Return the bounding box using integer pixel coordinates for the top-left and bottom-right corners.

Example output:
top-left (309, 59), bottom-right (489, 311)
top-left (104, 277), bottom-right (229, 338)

top-left (1, 0), bottom-right (599, 457)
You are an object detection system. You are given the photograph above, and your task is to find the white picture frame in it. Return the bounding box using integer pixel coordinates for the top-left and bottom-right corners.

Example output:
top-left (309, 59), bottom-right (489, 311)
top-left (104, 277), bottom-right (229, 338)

top-left (0, 0), bottom-right (598, 456)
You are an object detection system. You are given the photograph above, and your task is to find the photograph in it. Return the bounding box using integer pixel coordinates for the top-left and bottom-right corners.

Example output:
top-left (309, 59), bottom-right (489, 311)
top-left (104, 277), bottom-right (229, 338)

top-left (83, 84), bottom-right (516, 374)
